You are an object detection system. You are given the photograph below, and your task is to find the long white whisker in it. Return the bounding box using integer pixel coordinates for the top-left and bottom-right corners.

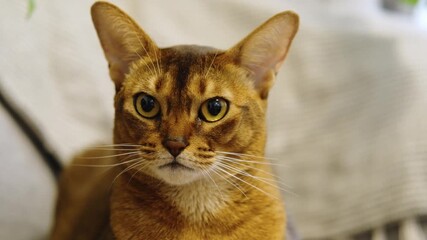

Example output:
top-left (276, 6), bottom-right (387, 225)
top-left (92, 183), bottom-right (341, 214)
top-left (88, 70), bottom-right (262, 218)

top-left (120, 152), bottom-right (145, 162)
top-left (208, 166), bottom-right (248, 199)
top-left (218, 160), bottom-right (288, 186)
top-left (216, 162), bottom-right (296, 196)
top-left (94, 143), bottom-right (141, 147)
top-left (204, 52), bottom-right (218, 78)
top-left (86, 148), bottom-right (141, 151)
top-left (128, 29), bottom-right (157, 76)
top-left (217, 156), bottom-right (287, 183)
top-left (136, 54), bottom-right (157, 76)
top-left (215, 166), bottom-right (279, 200)
top-left (127, 161), bottom-right (150, 185)
top-left (131, 29), bottom-right (159, 77)
top-left (215, 151), bottom-right (278, 161)
top-left (217, 156), bottom-right (285, 167)
top-left (200, 167), bottom-right (225, 202)
top-left (111, 160), bottom-right (145, 187)
top-left (152, 45), bottom-right (161, 76)
top-left (78, 151), bottom-right (141, 159)
top-left (71, 156), bottom-right (142, 168)
top-left (217, 161), bottom-right (278, 185)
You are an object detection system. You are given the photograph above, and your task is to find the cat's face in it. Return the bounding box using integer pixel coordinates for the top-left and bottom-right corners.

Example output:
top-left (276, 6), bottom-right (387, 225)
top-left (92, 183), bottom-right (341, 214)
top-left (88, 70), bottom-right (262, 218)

top-left (114, 46), bottom-right (267, 185)
top-left (91, 2), bottom-right (298, 185)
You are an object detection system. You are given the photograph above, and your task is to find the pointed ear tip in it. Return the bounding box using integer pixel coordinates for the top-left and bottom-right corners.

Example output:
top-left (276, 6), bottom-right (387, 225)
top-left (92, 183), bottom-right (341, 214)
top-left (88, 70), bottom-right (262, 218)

top-left (91, 1), bottom-right (118, 16)
top-left (275, 11), bottom-right (300, 27)
top-left (91, 1), bottom-right (107, 11)
top-left (91, 2), bottom-right (105, 16)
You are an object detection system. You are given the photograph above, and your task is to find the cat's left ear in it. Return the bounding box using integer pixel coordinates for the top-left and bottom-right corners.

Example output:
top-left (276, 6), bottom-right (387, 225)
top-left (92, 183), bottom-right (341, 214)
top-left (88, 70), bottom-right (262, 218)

top-left (228, 12), bottom-right (299, 99)
top-left (91, 2), bottom-right (159, 90)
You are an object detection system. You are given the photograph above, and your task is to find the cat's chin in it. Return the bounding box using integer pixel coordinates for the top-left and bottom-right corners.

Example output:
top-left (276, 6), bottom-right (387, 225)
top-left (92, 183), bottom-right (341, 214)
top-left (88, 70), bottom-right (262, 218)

top-left (152, 165), bottom-right (202, 186)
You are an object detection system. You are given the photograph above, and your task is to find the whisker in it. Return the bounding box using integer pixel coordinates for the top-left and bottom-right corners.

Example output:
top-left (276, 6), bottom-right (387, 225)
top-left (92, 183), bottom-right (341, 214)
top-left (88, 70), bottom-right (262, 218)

top-left (111, 160), bottom-right (145, 187)
top-left (136, 54), bottom-right (157, 76)
top-left (218, 160), bottom-right (289, 186)
top-left (93, 143), bottom-right (142, 147)
top-left (200, 167), bottom-right (225, 202)
top-left (217, 156), bottom-right (287, 183)
top-left (217, 161), bottom-right (282, 186)
top-left (216, 155), bottom-right (286, 167)
top-left (86, 144), bottom-right (141, 149)
top-left (152, 44), bottom-right (161, 76)
top-left (78, 151), bottom-right (141, 159)
top-left (119, 152), bottom-right (144, 162)
top-left (127, 161), bottom-right (150, 185)
top-left (215, 151), bottom-right (278, 161)
top-left (131, 28), bottom-right (159, 77)
top-left (157, 47), bottom-right (162, 77)
top-left (85, 148), bottom-right (141, 152)
top-left (215, 166), bottom-right (279, 200)
top-left (204, 52), bottom-right (218, 78)
top-left (71, 155), bottom-right (143, 168)
top-left (216, 162), bottom-right (297, 196)
top-left (117, 21), bottom-right (158, 77)
top-left (208, 166), bottom-right (248, 199)
top-left (128, 30), bottom-right (157, 76)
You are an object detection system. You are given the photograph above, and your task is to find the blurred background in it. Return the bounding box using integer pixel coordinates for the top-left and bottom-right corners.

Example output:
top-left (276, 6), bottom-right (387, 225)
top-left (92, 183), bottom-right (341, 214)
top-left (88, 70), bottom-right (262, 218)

top-left (0, 0), bottom-right (426, 239)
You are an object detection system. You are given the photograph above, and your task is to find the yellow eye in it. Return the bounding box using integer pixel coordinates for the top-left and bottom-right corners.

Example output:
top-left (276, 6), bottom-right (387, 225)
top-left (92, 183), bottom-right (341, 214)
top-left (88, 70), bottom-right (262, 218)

top-left (134, 93), bottom-right (160, 118)
top-left (199, 98), bottom-right (229, 122)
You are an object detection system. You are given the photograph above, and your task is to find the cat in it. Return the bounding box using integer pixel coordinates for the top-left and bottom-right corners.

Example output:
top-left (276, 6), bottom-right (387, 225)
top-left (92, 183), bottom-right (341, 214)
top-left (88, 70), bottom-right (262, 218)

top-left (50, 1), bottom-right (299, 239)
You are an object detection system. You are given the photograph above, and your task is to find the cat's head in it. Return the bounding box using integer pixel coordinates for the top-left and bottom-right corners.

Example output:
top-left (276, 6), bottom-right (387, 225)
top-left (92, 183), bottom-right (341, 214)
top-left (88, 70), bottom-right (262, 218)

top-left (91, 2), bottom-right (298, 185)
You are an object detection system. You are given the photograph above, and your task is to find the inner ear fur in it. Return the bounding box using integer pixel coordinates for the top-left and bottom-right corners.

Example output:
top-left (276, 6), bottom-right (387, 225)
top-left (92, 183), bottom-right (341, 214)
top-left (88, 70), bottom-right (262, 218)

top-left (228, 11), bottom-right (299, 99)
top-left (91, 2), bottom-right (159, 90)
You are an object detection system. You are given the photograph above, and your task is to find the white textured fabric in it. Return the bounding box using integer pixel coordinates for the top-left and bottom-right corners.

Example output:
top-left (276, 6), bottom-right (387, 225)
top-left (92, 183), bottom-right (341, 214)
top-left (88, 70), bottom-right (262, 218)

top-left (0, 104), bottom-right (56, 240)
top-left (1, 0), bottom-right (426, 239)
top-left (271, 29), bottom-right (427, 238)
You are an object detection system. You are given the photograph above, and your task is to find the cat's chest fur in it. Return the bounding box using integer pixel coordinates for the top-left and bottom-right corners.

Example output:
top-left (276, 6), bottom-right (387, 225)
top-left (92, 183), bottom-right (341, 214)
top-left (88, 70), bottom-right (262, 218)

top-left (109, 176), bottom-right (285, 240)
top-left (161, 180), bottom-right (229, 220)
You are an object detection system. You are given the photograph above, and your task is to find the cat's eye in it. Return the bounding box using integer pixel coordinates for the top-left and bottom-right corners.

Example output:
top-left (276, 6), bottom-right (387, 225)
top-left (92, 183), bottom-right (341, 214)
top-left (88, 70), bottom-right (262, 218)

top-left (134, 93), bottom-right (160, 118)
top-left (199, 98), bottom-right (229, 122)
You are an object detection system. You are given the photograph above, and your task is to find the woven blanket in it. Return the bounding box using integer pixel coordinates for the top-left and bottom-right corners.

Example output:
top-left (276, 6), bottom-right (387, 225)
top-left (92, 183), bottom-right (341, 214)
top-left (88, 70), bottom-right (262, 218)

top-left (1, 0), bottom-right (426, 239)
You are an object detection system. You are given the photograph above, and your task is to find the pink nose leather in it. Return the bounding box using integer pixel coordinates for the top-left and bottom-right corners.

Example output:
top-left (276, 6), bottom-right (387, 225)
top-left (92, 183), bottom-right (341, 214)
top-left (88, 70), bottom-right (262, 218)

top-left (163, 139), bottom-right (188, 157)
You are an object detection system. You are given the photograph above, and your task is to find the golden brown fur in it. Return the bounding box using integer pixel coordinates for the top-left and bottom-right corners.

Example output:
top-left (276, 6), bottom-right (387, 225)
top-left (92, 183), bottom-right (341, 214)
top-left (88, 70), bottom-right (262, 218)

top-left (51, 2), bottom-right (298, 239)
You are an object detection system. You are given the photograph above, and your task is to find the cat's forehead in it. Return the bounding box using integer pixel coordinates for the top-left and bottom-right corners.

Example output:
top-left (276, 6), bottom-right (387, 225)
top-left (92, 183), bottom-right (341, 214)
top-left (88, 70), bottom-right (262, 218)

top-left (162, 45), bottom-right (219, 58)
top-left (124, 44), bottom-right (251, 113)
top-left (160, 45), bottom-right (222, 76)
top-left (128, 45), bottom-right (241, 94)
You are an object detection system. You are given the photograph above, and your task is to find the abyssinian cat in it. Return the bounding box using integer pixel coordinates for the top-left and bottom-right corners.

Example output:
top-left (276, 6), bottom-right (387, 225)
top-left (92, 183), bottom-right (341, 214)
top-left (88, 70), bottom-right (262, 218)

top-left (51, 2), bottom-right (298, 239)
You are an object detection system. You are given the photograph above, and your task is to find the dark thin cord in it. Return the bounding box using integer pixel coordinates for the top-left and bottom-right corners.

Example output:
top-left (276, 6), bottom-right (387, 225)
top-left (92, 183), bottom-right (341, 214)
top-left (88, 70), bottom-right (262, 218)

top-left (0, 88), bottom-right (62, 179)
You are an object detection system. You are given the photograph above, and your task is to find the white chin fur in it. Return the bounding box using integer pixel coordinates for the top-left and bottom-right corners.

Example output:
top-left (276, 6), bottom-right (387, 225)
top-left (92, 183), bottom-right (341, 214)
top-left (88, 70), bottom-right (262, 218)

top-left (154, 167), bottom-right (202, 185)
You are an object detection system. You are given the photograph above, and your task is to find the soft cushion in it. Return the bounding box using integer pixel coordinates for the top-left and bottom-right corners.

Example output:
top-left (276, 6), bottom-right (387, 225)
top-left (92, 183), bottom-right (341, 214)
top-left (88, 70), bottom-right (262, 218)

top-left (0, 104), bottom-right (55, 240)
top-left (1, 0), bottom-right (426, 239)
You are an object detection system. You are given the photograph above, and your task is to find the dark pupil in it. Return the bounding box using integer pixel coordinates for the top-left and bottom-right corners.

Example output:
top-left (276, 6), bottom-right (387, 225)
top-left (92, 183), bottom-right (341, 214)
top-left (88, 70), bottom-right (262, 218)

top-left (207, 99), bottom-right (222, 116)
top-left (141, 95), bottom-right (155, 112)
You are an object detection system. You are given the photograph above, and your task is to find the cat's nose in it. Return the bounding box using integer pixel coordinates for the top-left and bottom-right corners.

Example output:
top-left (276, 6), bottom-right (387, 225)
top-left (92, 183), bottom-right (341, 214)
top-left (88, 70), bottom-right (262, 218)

top-left (163, 138), bottom-right (188, 157)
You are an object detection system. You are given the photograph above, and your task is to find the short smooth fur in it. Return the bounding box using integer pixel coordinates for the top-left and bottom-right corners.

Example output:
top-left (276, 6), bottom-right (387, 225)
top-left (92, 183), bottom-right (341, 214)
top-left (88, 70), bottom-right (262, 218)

top-left (50, 2), bottom-right (299, 239)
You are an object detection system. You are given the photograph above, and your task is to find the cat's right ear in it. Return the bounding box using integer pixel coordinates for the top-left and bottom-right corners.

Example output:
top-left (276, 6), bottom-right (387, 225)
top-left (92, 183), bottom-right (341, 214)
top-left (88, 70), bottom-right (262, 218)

top-left (227, 11), bottom-right (299, 99)
top-left (91, 2), bottom-right (159, 90)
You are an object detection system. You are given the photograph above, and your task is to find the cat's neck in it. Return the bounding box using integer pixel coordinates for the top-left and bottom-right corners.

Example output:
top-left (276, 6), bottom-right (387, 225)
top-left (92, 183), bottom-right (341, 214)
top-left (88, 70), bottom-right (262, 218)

top-left (109, 159), bottom-right (283, 239)
top-left (162, 178), bottom-right (230, 220)
top-left (112, 172), bottom-right (230, 221)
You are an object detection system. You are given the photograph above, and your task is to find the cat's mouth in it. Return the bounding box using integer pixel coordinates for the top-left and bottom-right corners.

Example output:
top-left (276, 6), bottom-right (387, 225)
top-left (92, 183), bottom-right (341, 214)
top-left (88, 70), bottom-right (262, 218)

top-left (159, 160), bottom-right (194, 171)
top-left (154, 158), bottom-right (199, 185)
